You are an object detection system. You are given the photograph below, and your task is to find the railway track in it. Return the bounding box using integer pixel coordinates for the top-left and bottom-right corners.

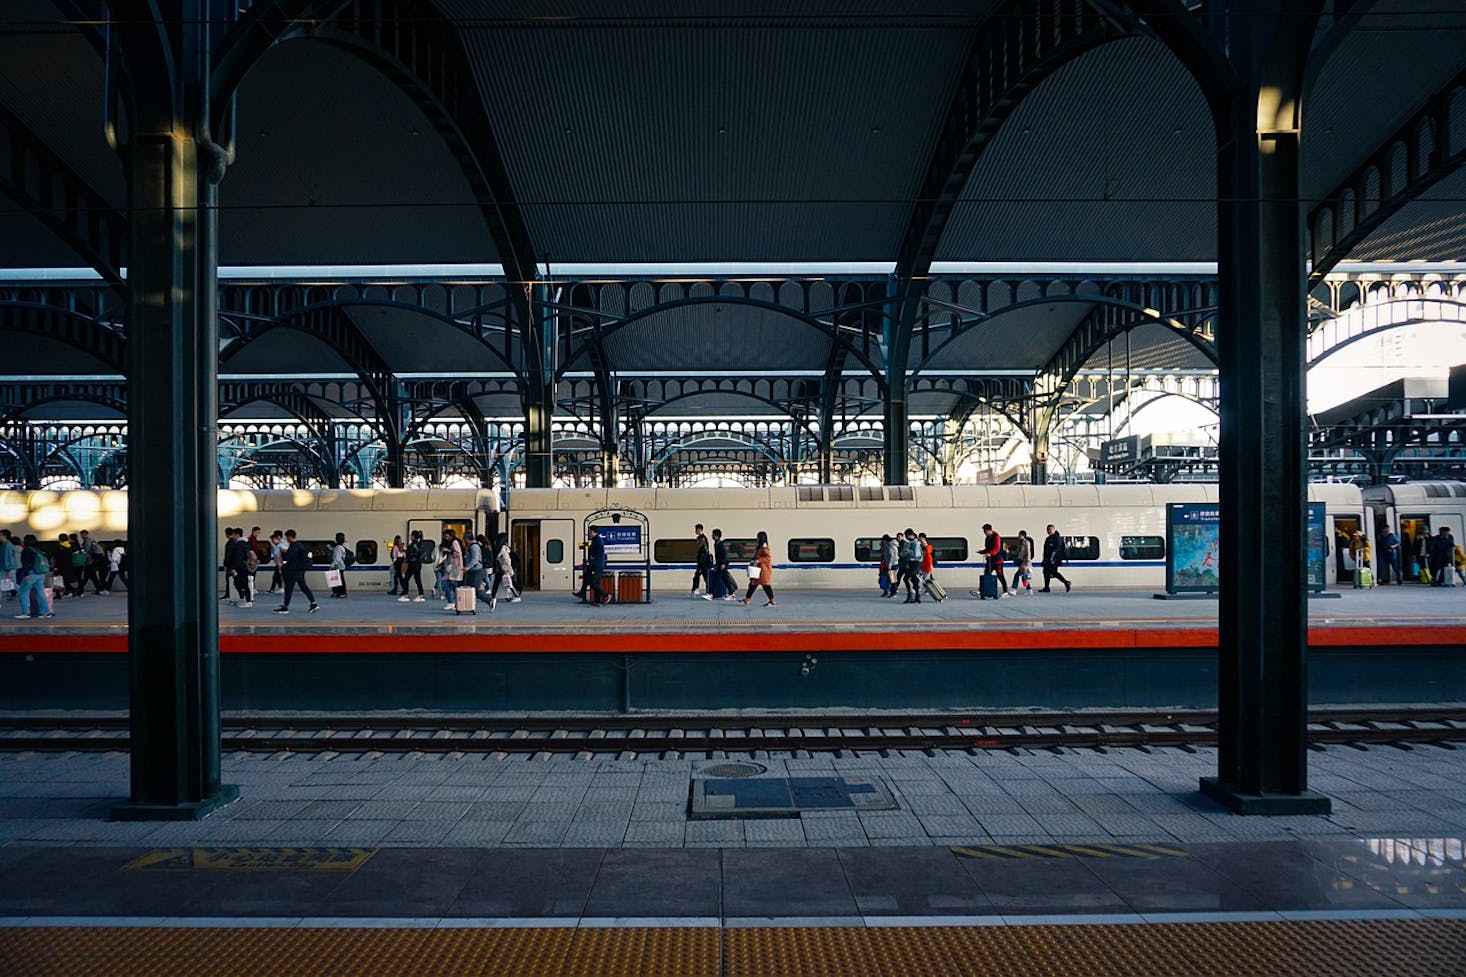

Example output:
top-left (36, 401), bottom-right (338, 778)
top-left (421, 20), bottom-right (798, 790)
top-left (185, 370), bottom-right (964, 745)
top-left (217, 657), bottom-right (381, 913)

top-left (0, 707), bottom-right (1463, 755)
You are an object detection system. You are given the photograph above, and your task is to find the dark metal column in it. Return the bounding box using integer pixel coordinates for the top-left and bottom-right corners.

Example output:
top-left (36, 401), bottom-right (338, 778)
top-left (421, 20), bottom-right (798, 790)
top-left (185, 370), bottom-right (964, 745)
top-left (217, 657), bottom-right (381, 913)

top-left (1200, 1), bottom-right (1328, 815)
top-left (113, 132), bottom-right (234, 820)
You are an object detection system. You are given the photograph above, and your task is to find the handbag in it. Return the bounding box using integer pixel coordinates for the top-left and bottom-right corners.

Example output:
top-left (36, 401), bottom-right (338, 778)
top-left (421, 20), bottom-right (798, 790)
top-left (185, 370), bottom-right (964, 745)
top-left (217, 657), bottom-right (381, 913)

top-left (325, 569), bottom-right (344, 588)
top-left (745, 563), bottom-right (759, 582)
top-left (0, 576), bottom-right (14, 592)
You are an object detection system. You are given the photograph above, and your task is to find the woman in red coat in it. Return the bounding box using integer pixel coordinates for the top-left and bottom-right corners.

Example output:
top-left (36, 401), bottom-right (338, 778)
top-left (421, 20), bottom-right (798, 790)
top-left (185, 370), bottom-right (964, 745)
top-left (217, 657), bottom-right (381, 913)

top-left (741, 530), bottom-right (775, 606)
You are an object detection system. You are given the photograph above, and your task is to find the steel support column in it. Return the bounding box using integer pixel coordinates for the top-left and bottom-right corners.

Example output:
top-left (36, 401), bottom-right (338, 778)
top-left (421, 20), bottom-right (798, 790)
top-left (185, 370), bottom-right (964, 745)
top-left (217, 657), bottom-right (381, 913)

top-left (1200, 1), bottom-right (1329, 815)
top-left (112, 11), bottom-right (234, 817)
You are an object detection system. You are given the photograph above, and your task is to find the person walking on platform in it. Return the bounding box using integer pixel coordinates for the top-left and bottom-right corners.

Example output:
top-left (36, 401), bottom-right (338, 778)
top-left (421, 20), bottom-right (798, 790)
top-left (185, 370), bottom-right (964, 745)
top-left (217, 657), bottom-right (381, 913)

top-left (981, 524), bottom-right (1010, 597)
top-left (0, 529), bottom-right (18, 604)
top-left (691, 524), bottom-right (712, 597)
top-left (898, 528), bottom-right (920, 603)
top-left (1040, 524), bottom-right (1071, 593)
top-left (274, 530), bottom-right (318, 614)
top-left (105, 540), bottom-right (128, 593)
top-left (1380, 526), bottom-right (1402, 585)
top-left (80, 530), bottom-right (107, 594)
top-left (438, 530), bottom-right (463, 606)
top-left (223, 527), bottom-right (251, 606)
top-left (918, 532), bottom-right (935, 588)
top-left (584, 525), bottom-right (609, 606)
top-left (329, 532), bottom-right (351, 598)
top-left (266, 531), bottom-right (285, 594)
top-left (740, 530), bottom-right (775, 606)
top-left (388, 535), bottom-right (406, 595)
top-left (1011, 529), bottom-right (1035, 595)
top-left (878, 533), bottom-right (898, 598)
top-left (463, 532), bottom-right (485, 599)
top-left (399, 530), bottom-right (428, 601)
top-left (1429, 527), bottom-right (1455, 586)
top-left (487, 533), bottom-right (514, 611)
top-left (704, 528), bottom-right (738, 600)
top-left (13, 534), bottom-right (54, 619)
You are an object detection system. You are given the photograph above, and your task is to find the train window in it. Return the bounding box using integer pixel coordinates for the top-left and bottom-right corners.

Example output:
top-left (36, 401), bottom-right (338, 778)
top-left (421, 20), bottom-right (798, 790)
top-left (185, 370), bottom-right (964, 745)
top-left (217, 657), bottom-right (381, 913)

top-left (788, 538), bottom-right (835, 563)
top-left (355, 540), bottom-right (378, 565)
top-left (854, 537), bottom-right (881, 562)
top-left (304, 541), bottom-right (333, 564)
top-left (723, 538), bottom-right (758, 561)
top-left (546, 539), bottom-right (564, 564)
top-left (1064, 536), bottom-right (1101, 561)
top-left (1120, 535), bottom-right (1165, 560)
top-left (928, 537), bottom-right (968, 563)
top-left (654, 538), bottom-right (700, 563)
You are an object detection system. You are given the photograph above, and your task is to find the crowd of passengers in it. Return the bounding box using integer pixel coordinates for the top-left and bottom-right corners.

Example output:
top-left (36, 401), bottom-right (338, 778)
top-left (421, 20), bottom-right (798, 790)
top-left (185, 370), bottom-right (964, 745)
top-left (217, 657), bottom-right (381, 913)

top-left (1342, 525), bottom-right (1466, 588)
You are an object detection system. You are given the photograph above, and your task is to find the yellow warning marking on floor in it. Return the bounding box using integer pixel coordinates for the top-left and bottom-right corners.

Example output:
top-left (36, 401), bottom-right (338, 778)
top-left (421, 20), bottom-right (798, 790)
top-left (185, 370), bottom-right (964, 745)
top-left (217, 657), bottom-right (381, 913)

top-left (4, 920), bottom-right (1463, 977)
top-left (122, 847), bottom-right (376, 872)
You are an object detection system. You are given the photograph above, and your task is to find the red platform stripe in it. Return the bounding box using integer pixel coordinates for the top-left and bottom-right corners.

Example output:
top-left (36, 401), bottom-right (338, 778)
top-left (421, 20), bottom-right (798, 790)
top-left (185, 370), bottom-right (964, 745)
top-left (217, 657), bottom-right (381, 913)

top-left (1, 625), bottom-right (1461, 654)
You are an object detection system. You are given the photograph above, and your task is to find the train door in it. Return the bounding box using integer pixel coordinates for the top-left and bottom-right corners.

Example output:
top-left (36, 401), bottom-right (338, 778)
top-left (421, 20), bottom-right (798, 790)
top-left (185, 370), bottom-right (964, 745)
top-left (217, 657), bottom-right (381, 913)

top-left (511, 519), bottom-right (573, 591)
top-left (1331, 513), bottom-right (1362, 583)
top-left (1399, 514), bottom-right (1431, 579)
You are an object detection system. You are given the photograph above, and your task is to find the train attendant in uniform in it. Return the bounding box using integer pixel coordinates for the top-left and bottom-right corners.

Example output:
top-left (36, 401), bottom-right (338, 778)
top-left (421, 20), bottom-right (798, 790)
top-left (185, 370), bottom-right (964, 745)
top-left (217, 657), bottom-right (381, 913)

top-left (741, 530), bottom-right (775, 606)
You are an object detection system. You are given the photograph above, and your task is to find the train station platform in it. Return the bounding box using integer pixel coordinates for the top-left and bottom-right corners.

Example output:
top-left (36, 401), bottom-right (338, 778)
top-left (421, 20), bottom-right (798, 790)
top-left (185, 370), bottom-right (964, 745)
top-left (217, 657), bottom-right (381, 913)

top-left (3, 586), bottom-right (1465, 713)
top-left (2, 741), bottom-right (1465, 975)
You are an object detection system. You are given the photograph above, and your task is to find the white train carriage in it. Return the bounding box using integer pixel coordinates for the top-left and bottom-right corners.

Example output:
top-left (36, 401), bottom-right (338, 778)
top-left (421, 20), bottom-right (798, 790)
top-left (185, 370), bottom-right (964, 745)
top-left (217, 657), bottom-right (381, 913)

top-left (1363, 481), bottom-right (1466, 578)
top-left (503, 482), bottom-right (1367, 593)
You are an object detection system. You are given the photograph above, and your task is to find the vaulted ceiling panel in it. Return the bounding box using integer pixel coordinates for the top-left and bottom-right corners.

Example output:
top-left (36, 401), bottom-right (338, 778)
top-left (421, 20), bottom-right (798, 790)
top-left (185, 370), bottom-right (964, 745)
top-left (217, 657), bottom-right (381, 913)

top-left (935, 37), bottom-right (1214, 262)
top-left (220, 39), bottom-right (496, 265)
top-left (444, 4), bottom-right (978, 260)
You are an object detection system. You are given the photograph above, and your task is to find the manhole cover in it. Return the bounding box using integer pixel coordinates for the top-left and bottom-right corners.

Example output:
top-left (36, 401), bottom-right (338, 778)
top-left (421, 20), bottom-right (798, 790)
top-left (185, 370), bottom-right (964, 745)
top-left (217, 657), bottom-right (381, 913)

top-left (700, 762), bottom-right (767, 779)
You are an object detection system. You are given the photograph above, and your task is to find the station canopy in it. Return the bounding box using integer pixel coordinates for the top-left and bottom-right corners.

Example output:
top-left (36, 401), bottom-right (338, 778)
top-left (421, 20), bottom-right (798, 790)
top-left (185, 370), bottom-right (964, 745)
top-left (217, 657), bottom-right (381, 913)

top-left (1, 1), bottom-right (1464, 433)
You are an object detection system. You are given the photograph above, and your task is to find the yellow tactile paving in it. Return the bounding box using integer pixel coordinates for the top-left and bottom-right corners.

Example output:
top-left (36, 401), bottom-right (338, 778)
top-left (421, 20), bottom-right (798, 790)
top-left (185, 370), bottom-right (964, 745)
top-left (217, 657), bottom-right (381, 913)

top-left (2, 919), bottom-right (1464, 977)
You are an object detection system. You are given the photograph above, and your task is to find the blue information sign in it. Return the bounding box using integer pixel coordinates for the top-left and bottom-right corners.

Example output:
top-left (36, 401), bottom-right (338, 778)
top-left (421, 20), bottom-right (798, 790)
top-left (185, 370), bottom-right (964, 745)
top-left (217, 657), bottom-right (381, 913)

top-left (1166, 503), bottom-right (1220, 593)
top-left (594, 524), bottom-right (642, 556)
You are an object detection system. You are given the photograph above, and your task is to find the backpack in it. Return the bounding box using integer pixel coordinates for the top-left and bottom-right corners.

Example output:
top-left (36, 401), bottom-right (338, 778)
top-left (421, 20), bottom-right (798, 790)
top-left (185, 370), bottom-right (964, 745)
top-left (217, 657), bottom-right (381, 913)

top-left (71, 549), bottom-right (87, 567)
top-left (245, 547), bottom-right (260, 572)
top-left (343, 546), bottom-right (357, 568)
top-left (31, 549), bottom-right (51, 575)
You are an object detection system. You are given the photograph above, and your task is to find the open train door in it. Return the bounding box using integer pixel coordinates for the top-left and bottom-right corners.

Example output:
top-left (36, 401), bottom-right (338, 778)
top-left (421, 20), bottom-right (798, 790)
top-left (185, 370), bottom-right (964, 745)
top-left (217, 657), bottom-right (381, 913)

top-left (511, 519), bottom-right (575, 591)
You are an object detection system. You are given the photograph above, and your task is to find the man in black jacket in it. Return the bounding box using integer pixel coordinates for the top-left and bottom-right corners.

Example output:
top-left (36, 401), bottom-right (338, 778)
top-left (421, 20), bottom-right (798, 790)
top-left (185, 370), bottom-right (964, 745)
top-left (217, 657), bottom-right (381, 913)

top-left (1040, 524), bottom-right (1072, 593)
top-left (223, 527), bottom-right (251, 606)
top-left (274, 529), bottom-right (319, 614)
top-left (691, 524), bottom-right (712, 597)
top-left (709, 528), bottom-right (738, 601)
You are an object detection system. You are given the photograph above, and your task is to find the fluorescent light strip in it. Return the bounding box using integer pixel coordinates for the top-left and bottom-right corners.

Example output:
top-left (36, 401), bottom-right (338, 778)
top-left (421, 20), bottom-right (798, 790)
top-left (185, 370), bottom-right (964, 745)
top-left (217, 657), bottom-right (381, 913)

top-left (3, 260), bottom-right (1464, 283)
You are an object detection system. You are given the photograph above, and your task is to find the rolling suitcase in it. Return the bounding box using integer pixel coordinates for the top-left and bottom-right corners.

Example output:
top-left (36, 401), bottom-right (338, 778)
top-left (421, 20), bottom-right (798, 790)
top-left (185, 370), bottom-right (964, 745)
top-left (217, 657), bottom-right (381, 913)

top-left (977, 573), bottom-right (1000, 600)
top-left (1353, 567), bottom-right (1373, 589)
top-left (454, 586), bottom-right (477, 615)
top-left (923, 575), bottom-right (948, 602)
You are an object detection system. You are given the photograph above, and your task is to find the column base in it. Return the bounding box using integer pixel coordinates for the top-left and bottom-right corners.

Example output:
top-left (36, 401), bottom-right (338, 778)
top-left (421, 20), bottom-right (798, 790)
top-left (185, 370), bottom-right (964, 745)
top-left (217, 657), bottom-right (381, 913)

top-left (111, 785), bottom-right (239, 822)
top-left (1199, 777), bottom-right (1331, 815)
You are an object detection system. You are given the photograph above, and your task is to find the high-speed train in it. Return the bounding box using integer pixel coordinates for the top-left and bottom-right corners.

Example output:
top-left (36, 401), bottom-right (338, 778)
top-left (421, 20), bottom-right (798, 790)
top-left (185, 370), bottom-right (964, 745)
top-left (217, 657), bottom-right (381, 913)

top-left (2, 482), bottom-right (1370, 593)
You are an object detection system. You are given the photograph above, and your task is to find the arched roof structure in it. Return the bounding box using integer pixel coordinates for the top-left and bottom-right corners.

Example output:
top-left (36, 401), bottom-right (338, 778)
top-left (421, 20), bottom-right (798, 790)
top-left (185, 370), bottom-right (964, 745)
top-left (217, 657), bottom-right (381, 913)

top-left (1, 1), bottom-right (1464, 487)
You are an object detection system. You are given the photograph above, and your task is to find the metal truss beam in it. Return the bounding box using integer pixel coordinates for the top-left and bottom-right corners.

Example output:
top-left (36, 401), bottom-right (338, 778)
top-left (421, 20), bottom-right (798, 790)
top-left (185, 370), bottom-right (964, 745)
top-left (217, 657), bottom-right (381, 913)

top-left (1308, 65), bottom-right (1466, 285)
top-left (210, 1), bottom-right (357, 130)
top-left (0, 104), bottom-right (126, 287)
top-left (0, 379), bottom-right (127, 424)
top-left (220, 304), bottom-right (393, 400)
top-left (0, 303), bottom-right (126, 373)
top-left (314, 0), bottom-right (539, 291)
top-left (885, 0), bottom-right (1119, 469)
